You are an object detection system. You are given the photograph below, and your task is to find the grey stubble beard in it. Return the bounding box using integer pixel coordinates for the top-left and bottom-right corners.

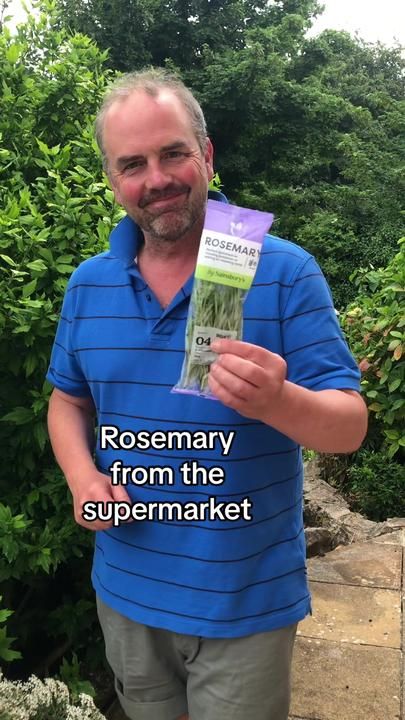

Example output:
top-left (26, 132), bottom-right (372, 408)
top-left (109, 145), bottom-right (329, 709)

top-left (135, 194), bottom-right (208, 249)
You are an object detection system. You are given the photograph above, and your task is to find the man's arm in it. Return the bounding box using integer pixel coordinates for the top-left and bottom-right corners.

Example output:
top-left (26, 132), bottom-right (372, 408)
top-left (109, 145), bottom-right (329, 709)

top-left (47, 388), bottom-right (131, 530)
top-left (208, 340), bottom-right (367, 453)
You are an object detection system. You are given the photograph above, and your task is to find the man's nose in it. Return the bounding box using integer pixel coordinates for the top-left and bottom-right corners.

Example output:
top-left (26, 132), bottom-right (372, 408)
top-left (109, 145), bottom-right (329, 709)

top-left (144, 160), bottom-right (171, 189)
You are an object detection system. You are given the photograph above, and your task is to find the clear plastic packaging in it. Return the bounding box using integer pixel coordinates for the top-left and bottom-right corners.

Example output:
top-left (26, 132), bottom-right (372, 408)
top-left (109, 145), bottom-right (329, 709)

top-left (173, 199), bottom-right (273, 398)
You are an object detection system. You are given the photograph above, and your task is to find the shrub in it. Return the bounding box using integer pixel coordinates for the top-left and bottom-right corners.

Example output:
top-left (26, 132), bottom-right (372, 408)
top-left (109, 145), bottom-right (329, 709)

top-left (320, 236), bottom-right (405, 521)
top-left (0, 597), bottom-right (21, 664)
top-left (0, 2), bottom-right (121, 679)
top-left (341, 237), bottom-right (405, 459)
top-left (344, 449), bottom-right (405, 521)
top-left (321, 449), bottom-right (405, 522)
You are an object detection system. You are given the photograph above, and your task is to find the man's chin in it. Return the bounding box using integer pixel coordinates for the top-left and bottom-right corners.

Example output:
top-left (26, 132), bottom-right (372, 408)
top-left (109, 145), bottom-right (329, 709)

top-left (148, 224), bottom-right (191, 243)
top-left (147, 213), bottom-right (196, 243)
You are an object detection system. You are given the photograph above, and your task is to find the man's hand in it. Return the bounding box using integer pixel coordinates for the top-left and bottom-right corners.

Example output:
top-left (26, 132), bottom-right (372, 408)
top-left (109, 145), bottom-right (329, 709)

top-left (69, 467), bottom-right (133, 531)
top-left (208, 338), bottom-right (367, 453)
top-left (208, 339), bottom-right (287, 422)
top-left (48, 388), bottom-right (134, 531)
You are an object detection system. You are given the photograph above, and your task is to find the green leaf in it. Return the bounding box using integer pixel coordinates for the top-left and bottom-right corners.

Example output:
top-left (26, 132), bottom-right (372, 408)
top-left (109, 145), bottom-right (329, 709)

top-left (55, 264), bottom-right (75, 274)
top-left (36, 138), bottom-right (51, 155)
top-left (388, 378), bottom-right (402, 393)
top-left (0, 629), bottom-right (22, 662)
top-left (33, 423), bottom-right (47, 451)
top-left (38, 248), bottom-right (54, 263)
top-left (0, 254), bottom-right (16, 267)
top-left (22, 279), bottom-right (37, 297)
top-left (27, 259), bottom-right (47, 272)
top-left (384, 430), bottom-right (400, 441)
top-left (368, 403), bottom-right (384, 412)
top-left (0, 609), bottom-right (13, 623)
top-left (1, 407), bottom-right (33, 424)
top-left (388, 339), bottom-right (401, 351)
top-left (24, 353), bottom-right (38, 377)
top-left (5, 44), bottom-right (22, 64)
top-left (386, 443), bottom-right (399, 459)
top-left (13, 325), bottom-right (31, 334)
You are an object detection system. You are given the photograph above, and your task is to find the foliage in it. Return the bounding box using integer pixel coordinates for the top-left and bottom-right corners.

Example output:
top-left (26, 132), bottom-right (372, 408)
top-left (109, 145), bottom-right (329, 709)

top-left (58, 654), bottom-right (95, 701)
top-left (0, 671), bottom-right (106, 720)
top-left (319, 448), bottom-right (405, 522)
top-left (196, 30), bottom-right (405, 306)
top-left (0, 0), bottom-right (120, 680)
top-left (55, 0), bottom-right (323, 73)
top-left (320, 237), bottom-right (404, 521)
top-left (344, 449), bottom-right (405, 522)
top-left (208, 172), bottom-right (223, 192)
top-left (54, 0), bottom-right (405, 306)
top-left (0, 597), bottom-right (21, 664)
top-left (341, 238), bottom-right (405, 459)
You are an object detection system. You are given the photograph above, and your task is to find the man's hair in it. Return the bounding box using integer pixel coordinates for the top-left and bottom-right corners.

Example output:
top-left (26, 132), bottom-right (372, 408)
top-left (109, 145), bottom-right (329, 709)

top-left (95, 67), bottom-right (208, 170)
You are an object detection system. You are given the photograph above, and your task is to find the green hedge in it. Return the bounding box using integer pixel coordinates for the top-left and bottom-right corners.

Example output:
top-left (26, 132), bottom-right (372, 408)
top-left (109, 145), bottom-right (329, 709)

top-left (0, 5), bottom-right (122, 680)
top-left (320, 237), bottom-right (405, 520)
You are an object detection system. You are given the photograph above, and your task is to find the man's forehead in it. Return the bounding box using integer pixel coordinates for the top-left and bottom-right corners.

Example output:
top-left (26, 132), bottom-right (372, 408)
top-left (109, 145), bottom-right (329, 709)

top-left (107, 87), bottom-right (183, 118)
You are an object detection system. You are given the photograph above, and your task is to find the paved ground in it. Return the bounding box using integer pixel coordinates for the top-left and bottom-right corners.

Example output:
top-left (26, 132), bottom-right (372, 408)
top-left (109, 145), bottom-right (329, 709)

top-left (105, 534), bottom-right (404, 720)
top-left (290, 536), bottom-right (404, 720)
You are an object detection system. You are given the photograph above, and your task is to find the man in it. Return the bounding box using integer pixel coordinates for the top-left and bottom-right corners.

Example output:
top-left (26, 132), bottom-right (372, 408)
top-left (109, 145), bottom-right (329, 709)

top-left (47, 68), bottom-right (367, 720)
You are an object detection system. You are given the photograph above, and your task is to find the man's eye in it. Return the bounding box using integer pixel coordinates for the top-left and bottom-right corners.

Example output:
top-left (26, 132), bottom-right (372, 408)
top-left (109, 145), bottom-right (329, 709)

top-left (163, 151), bottom-right (186, 161)
top-left (124, 160), bottom-right (144, 172)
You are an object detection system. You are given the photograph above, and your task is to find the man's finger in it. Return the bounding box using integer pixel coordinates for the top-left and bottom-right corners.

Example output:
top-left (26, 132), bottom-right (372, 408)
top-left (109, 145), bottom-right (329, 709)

top-left (210, 356), bottom-right (266, 390)
top-left (208, 373), bottom-right (248, 411)
top-left (111, 483), bottom-right (132, 504)
top-left (210, 339), bottom-right (276, 365)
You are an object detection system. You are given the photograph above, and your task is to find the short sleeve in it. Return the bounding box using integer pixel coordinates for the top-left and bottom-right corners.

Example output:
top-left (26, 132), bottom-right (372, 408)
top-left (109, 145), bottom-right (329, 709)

top-left (281, 256), bottom-right (361, 391)
top-left (46, 278), bottom-right (92, 398)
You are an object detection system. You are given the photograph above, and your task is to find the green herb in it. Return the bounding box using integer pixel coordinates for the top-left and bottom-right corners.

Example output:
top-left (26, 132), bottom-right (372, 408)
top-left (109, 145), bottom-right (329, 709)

top-left (182, 279), bottom-right (244, 392)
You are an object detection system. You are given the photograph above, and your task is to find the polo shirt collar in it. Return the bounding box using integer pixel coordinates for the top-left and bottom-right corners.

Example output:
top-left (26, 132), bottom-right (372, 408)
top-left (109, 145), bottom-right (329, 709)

top-left (108, 189), bottom-right (229, 268)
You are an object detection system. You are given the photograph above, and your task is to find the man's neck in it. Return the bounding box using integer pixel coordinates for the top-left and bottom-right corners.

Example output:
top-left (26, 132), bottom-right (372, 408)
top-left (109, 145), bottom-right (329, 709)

top-left (137, 241), bottom-right (198, 309)
top-left (139, 222), bottom-right (203, 263)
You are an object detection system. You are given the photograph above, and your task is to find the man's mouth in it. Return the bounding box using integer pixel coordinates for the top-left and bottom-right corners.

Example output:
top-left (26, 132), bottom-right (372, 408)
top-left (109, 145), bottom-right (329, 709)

top-left (140, 187), bottom-right (189, 210)
top-left (146, 193), bottom-right (185, 209)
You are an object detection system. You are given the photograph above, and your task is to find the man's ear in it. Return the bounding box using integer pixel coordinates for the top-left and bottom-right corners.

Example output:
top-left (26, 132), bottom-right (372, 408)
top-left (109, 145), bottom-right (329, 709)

top-left (205, 137), bottom-right (214, 181)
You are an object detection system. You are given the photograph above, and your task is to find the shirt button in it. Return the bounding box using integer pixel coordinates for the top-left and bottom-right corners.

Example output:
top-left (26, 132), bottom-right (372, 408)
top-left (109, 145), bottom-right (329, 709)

top-left (146, 293), bottom-right (151, 301)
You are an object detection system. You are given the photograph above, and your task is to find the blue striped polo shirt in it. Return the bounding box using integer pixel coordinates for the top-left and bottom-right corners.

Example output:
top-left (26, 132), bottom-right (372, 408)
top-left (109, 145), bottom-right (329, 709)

top-left (47, 192), bottom-right (361, 638)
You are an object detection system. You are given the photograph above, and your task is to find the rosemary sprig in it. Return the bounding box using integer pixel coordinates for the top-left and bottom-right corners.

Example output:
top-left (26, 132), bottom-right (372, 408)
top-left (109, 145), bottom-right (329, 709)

top-left (182, 279), bottom-right (244, 392)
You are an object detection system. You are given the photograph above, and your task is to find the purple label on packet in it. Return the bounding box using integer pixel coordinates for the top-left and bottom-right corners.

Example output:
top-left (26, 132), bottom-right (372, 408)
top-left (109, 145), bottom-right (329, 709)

top-left (203, 199), bottom-right (273, 243)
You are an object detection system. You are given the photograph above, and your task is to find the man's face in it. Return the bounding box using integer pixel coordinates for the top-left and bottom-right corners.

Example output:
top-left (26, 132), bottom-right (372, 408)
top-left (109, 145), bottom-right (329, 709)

top-left (103, 89), bottom-right (214, 243)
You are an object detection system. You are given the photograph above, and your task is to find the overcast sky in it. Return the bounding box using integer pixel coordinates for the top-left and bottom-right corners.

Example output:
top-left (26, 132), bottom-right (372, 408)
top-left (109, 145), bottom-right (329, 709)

top-left (5, 0), bottom-right (405, 47)
top-left (309, 0), bottom-right (405, 46)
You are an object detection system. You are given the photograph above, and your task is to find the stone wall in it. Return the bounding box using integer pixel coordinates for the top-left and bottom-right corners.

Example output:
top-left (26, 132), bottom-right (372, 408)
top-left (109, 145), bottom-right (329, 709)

top-left (304, 460), bottom-right (405, 556)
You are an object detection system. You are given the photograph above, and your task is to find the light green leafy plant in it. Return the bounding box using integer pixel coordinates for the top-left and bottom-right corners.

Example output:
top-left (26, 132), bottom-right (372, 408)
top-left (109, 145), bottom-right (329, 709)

top-left (0, 0), bottom-right (117, 682)
top-left (58, 654), bottom-right (96, 702)
top-left (0, 596), bottom-right (21, 664)
top-left (341, 237), bottom-right (405, 459)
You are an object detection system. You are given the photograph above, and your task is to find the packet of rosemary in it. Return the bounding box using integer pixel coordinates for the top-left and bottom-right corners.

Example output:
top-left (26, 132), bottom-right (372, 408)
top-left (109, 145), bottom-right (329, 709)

top-left (173, 199), bottom-right (273, 398)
